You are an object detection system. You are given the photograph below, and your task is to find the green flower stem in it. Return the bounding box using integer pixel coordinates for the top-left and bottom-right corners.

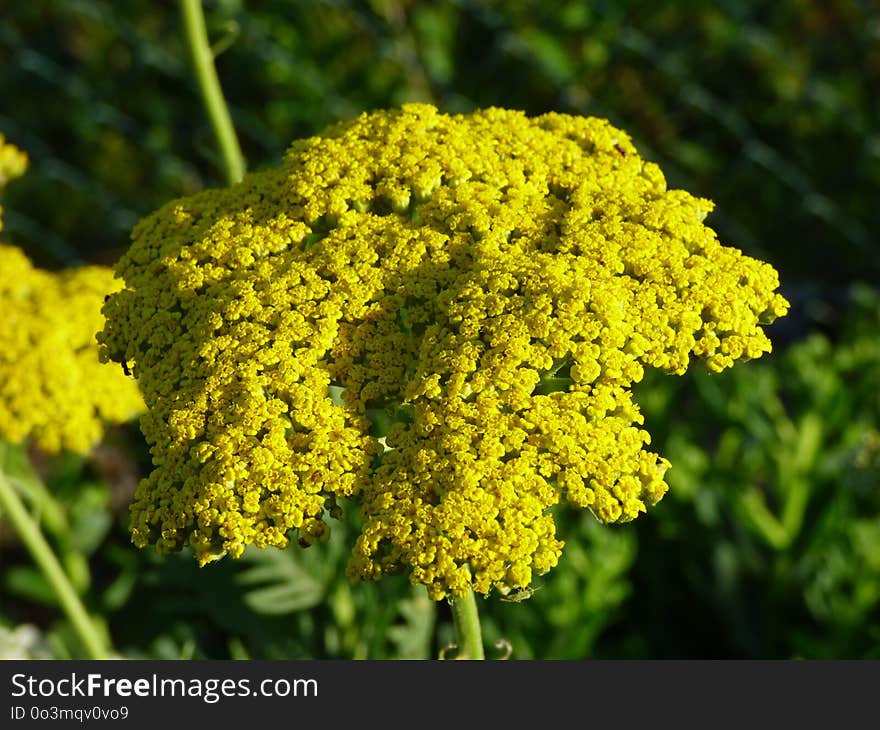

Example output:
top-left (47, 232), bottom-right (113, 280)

top-left (449, 588), bottom-right (485, 659)
top-left (180, 0), bottom-right (245, 184)
top-left (0, 469), bottom-right (108, 659)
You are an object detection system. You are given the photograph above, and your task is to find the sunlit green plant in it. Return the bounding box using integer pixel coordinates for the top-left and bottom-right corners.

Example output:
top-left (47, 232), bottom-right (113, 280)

top-left (0, 136), bottom-right (144, 660)
top-left (92, 0), bottom-right (788, 660)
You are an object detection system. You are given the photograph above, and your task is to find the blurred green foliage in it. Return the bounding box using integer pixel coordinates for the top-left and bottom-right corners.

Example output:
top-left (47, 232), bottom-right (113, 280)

top-left (1, 0), bottom-right (877, 658)
top-left (626, 284), bottom-right (880, 658)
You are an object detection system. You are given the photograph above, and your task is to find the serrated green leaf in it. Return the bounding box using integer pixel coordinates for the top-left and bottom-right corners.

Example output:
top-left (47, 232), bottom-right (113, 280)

top-left (237, 548), bottom-right (324, 615)
top-left (386, 588), bottom-right (436, 659)
top-left (66, 482), bottom-right (112, 555)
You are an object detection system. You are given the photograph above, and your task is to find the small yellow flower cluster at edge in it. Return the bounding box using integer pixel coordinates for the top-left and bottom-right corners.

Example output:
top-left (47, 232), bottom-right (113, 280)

top-left (99, 104), bottom-right (788, 599)
top-left (0, 136), bottom-right (144, 455)
top-left (0, 135), bottom-right (27, 191)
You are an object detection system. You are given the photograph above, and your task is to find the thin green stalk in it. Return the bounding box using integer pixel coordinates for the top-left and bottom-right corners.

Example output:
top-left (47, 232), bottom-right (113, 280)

top-left (449, 588), bottom-right (485, 660)
top-left (180, 0), bottom-right (246, 184)
top-left (0, 470), bottom-right (107, 659)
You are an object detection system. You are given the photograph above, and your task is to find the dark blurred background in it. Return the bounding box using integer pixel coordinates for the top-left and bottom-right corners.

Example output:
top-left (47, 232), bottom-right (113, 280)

top-left (0, 0), bottom-right (878, 659)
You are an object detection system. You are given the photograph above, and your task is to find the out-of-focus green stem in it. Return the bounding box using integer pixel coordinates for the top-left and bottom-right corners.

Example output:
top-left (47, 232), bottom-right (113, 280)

top-left (741, 490), bottom-right (789, 550)
top-left (449, 589), bottom-right (485, 659)
top-left (0, 470), bottom-right (107, 659)
top-left (180, 0), bottom-right (245, 184)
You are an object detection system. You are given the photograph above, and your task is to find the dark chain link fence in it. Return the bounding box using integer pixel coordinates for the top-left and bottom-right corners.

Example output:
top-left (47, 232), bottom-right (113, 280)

top-left (1, 0), bottom-right (876, 314)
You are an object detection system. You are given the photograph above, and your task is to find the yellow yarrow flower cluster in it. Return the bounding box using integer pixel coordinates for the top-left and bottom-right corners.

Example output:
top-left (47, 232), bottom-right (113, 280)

top-left (0, 135), bottom-right (27, 191)
top-left (0, 135), bottom-right (28, 234)
top-left (0, 245), bottom-right (145, 454)
top-left (0, 142), bottom-right (144, 455)
top-left (99, 104), bottom-right (788, 599)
